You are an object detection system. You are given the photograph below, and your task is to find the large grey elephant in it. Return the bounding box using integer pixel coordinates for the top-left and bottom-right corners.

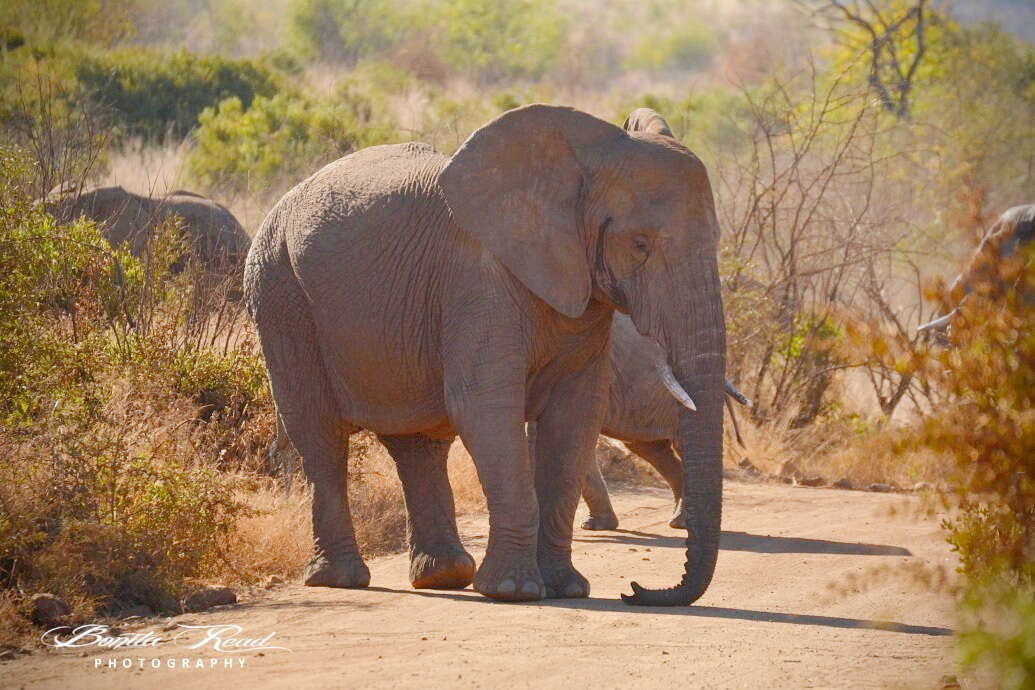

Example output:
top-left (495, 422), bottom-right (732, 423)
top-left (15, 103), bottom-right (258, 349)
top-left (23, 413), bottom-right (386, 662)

top-left (245, 104), bottom-right (726, 606)
top-left (48, 185), bottom-right (250, 272)
top-left (918, 203), bottom-right (1035, 335)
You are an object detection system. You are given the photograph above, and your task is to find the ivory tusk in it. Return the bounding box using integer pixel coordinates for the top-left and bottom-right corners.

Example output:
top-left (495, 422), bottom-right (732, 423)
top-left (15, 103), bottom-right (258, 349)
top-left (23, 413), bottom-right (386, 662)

top-left (658, 361), bottom-right (697, 411)
top-left (724, 379), bottom-right (753, 408)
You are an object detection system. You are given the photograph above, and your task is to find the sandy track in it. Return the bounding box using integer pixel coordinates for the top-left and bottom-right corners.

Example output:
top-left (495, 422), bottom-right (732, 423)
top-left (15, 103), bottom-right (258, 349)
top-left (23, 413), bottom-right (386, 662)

top-left (6, 481), bottom-right (958, 689)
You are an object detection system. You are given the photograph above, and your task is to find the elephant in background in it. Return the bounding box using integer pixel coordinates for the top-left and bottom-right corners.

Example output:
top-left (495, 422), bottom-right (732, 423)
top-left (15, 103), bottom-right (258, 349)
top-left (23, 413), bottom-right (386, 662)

top-left (574, 315), bottom-right (750, 532)
top-left (47, 185), bottom-right (250, 273)
top-left (246, 104), bottom-right (727, 606)
top-left (553, 109), bottom-right (748, 533)
top-left (918, 203), bottom-right (1035, 336)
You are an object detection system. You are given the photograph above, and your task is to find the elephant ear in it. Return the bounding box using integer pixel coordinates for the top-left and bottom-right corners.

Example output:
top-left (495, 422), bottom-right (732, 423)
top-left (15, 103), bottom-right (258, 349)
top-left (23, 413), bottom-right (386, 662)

top-left (622, 108), bottom-right (674, 138)
top-left (438, 104), bottom-right (625, 319)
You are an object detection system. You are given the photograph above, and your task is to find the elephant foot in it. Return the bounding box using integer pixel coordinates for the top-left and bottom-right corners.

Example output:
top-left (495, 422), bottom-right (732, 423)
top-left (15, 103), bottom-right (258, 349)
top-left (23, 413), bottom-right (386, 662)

top-left (539, 559), bottom-right (590, 599)
top-left (668, 500), bottom-right (687, 530)
top-left (474, 550), bottom-right (545, 602)
top-left (410, 546), bottom-right (476, 590)
top-left (581, 512), bottom-right (619, 531)
top-left (303, 553), bottom-right (370, 589)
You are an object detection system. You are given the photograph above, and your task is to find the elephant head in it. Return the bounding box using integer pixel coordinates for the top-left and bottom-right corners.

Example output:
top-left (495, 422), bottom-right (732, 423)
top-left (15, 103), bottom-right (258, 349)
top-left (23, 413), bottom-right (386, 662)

top-left (918, 203), bottom-right (1035, 337)
top-left (439, 104), bottom-right (726, 606)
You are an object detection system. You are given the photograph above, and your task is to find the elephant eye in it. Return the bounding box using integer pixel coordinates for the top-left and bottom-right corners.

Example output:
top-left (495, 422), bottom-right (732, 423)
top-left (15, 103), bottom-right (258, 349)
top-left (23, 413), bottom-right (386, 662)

top-left (633, 234), bottom-right (652, 254)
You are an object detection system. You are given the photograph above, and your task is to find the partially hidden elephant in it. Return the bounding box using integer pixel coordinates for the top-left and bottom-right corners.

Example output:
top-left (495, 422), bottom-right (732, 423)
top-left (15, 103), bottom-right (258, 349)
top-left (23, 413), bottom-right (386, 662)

top-left (566, 109), bottom-right (748, 534)
top-left (574, 315), bottom-right (750, 532)
top-left (245, 104), bottom-right (727, 606)
top-left (48, 185), bottom-right (250, 272)
top-left (918, 203), bottom-right (1035, 336)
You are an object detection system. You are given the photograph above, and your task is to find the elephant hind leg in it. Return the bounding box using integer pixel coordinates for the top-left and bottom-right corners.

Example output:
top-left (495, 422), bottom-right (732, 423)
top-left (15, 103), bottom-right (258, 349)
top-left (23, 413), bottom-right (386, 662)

top-left (579, 454), bottom-right (620, 531)
top-left (379, 434), bottom-right (475, 590)
top-left (251, 266), bottom-right (368, 588)
top-left (625, 440), bottom-right (685, 530)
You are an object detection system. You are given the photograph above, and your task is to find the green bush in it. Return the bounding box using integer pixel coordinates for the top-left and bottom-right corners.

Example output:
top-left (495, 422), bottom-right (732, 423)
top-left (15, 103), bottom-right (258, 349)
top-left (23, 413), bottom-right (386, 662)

top-left (74, 48), bottom-right (283, 141)
top-left (188, 92), bottom-right (395, 198)
top-left (0, 147), bottom-right (259, 616)
top-left (424, 0), bottom-right (567, 81)
top-left (286, 0), bottom-right (402, 64)
top-left (626, 20), bottom-right (717, 73)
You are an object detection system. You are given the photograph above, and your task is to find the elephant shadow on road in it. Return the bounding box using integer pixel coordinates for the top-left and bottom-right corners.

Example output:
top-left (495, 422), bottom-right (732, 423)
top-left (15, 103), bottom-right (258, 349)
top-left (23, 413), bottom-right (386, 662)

top-left (574, 529), bottom-right (913, 557)
top-left (359, 587), bottom-right (953, 636)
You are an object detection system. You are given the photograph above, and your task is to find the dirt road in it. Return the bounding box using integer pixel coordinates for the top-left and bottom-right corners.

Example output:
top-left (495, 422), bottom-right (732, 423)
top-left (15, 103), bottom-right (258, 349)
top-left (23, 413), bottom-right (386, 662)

top-left (7, 481), bottom-right (958, 689)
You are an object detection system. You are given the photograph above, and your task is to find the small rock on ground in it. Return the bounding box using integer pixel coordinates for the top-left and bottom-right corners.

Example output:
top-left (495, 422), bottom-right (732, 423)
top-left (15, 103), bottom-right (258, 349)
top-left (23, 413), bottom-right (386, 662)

top-left (912, 482), bottom-right (934, 492)
top-left (738, 458), bottom-right (762, 477)
top-left (31, 593), bottom-right (70, 627)
top-left (833, 478), bottom-right (854, 490)
top-left (868, 483), bottom-right (895, 493)
top-left (797, 476), bottom-right (825, 487)
top-left (184, 586), bottom-right (237, 613)
top-left (119, 605), bottom-right (154, 619)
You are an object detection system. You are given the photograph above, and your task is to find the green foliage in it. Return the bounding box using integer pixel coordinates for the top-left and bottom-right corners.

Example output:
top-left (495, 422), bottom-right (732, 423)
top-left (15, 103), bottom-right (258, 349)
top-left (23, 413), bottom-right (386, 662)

top-left (626, 18), bottom-right (717, 73)
top-left (0, 149), bottom-right (112, 425)
top-left (0, 0), bottom-right (140, 48)
top-left (424, 0), bottom-right (567, 81)
top-left (0, 147), bottom-right (262, 614)
top-left (287, 0), bottom-right (402, 64)
top-left (75, 48), bottom-right (283, 142)
top-left (188, 92), bottom-right (395, 198)
top-left (959, 583), bottom-right (1035, 690)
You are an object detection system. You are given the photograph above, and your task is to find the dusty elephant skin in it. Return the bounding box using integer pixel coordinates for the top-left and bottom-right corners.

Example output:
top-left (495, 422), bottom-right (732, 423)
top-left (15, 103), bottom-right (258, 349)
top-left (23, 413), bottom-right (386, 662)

top-left (245, 104), bottom-right (726, 605)
top-left (47, 185), bottom-right (250, 273)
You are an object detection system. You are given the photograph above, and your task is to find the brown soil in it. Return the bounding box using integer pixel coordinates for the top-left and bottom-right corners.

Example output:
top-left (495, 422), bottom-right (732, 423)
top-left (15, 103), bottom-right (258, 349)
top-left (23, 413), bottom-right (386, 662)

top-left (4, 481), bottom-right (958, 689)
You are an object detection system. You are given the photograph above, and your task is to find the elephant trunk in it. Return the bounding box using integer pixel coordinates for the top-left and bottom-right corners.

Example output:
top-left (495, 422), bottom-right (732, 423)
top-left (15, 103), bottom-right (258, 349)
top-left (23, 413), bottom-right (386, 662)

top-left (623, 259), bottom-right (726, 606)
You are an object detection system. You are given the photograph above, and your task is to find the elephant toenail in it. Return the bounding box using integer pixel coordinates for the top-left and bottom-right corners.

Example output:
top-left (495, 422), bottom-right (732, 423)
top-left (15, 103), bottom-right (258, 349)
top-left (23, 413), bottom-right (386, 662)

top-left (520, 581), bottom-right (541, 597)
top-left (564, 583), bottom-right (584, 597)
top-left (496, 579), bottom-right (516, 595)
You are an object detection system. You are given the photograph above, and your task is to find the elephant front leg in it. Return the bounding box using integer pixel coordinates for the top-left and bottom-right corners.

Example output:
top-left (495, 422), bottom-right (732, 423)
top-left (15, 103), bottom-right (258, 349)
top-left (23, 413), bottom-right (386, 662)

top-left (379, 433), bottom-right (475, 590)
top-left (449, 390), bottom-right (543, 601)
top-left (533, 358), bottom-right (610, 598)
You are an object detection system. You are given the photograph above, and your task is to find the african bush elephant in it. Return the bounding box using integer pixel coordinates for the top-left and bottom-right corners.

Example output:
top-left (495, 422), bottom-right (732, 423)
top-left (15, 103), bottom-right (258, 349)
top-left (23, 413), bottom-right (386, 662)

top-left (48, 185), bottom-right (250, 272)
top-left (575, 314), bottom-right (750, 532)
top-left (245, 104), bottom-right (726, 606)
top-left (564, 109), bottom-right (746, 534)
top-left (918, 203), bottom-right (1035, 335)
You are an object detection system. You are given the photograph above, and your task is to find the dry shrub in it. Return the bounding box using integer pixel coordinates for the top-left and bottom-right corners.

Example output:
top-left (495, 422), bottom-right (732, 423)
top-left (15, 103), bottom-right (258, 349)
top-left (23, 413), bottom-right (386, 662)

top-left (846, 231), bottom-right (1035, 686)
top-left (220, 479), bottom-right (312, 584)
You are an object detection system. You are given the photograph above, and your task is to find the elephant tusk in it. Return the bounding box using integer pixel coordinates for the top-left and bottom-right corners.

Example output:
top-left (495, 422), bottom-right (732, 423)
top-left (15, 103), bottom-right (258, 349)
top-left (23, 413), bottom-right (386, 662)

top-left (658, 362), bottom-right (696, 411)
top-left (724, 379), bottom-right (752, 408)
top-left (725, 395), bottom-right (746, 448)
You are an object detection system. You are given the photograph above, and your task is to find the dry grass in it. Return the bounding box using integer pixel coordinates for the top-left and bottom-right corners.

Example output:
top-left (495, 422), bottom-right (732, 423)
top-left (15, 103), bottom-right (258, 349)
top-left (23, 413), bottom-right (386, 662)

top-left (217, 434), bottom-right (488, 587)
top-left (724, 409), bottom-right (949, 489)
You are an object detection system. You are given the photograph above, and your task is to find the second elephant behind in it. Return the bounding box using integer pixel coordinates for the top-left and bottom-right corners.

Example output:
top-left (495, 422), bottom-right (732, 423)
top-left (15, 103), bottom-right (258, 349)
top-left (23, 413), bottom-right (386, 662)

top-left (533, 313), bottom-right (749, 532)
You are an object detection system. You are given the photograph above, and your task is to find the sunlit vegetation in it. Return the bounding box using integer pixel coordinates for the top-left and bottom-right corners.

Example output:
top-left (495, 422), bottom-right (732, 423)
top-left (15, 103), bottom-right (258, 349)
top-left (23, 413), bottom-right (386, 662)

top-left (0, 0), bottom-right (1034, 679)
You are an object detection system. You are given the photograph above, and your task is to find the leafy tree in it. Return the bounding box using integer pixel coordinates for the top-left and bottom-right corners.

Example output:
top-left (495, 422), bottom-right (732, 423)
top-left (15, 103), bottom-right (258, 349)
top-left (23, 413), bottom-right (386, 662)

top-left (287, 0), bottom-right (401, 64)
top-left (800, 0), bottom-right (932, 118)
top-left (75, 48), bottom-right (283, 141)
top-left (424, 0), bottom-right (568, 81)
top-left (188, 92), bottom-right (395, 198)
top-left (0, 0), bottom-right (140, 48)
